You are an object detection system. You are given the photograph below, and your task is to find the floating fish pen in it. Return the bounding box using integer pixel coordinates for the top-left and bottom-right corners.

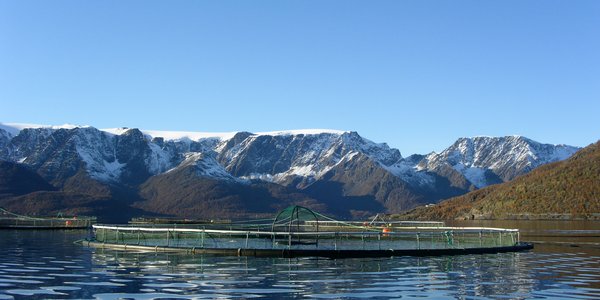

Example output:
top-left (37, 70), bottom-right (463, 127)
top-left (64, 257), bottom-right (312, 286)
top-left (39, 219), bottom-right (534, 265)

top-left (0, 207), bottom-right (96, 229)
top-left (84, 206), bottom-right (532, 258)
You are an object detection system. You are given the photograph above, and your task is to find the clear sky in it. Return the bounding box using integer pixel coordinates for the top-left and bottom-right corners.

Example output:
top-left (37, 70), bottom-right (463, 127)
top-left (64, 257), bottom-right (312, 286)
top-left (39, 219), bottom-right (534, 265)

top-left (1, 1), bottom-right (598, 155)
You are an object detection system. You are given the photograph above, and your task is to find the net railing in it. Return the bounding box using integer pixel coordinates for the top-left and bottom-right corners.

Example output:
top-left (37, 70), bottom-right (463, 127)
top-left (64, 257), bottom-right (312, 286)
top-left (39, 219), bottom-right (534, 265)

top-left (306, 220), bottom-right (445, 229)
top-left (92, 224), bottom-right (520, 251)
top-left (0, 207), bottom-right (96, 228)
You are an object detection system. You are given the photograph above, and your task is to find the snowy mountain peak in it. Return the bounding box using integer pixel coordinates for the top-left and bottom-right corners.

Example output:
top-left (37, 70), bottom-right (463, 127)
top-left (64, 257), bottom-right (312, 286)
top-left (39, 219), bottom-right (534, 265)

top-left (340, 131), bottom-right (401, 166)
top-left (422, 136), bottom-right (581, 187)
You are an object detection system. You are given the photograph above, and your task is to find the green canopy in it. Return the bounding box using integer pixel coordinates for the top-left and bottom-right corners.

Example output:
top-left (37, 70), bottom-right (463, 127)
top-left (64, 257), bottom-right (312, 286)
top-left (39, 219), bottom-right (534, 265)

top-left (271, 205), bottom-right (319, 233)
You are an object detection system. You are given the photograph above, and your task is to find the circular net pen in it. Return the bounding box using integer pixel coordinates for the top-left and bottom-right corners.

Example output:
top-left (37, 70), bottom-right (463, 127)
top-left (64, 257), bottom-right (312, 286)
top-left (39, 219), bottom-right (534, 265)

top-left (0, 207), bottom-right (96, 229)
top-left (87, 206), bottom-right (533, 258)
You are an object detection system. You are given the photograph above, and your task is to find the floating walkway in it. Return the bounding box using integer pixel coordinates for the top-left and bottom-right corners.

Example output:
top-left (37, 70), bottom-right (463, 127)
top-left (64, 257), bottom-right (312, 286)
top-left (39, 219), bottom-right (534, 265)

top-left (84, 206), bottom-right (533, 258)
top-left (0, 207), bottom-right (96, 229)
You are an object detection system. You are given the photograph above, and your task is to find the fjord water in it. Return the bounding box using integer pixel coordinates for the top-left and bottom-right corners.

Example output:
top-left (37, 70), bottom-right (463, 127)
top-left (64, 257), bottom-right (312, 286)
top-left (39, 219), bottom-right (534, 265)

top-left (1, 222), bottom-right (599, 299)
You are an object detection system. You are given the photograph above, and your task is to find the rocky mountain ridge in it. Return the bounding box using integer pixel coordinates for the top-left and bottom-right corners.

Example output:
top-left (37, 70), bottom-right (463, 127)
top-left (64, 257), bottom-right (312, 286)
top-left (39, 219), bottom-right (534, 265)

top-left (0, 123), bottom-right (581, 220)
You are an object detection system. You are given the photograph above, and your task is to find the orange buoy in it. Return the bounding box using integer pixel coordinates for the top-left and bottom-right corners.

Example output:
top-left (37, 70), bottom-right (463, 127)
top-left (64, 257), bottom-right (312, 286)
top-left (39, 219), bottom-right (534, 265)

top-left (65, 220), bottom-right (72, 226)
top-left (382, 227), bottom-right (392, 233)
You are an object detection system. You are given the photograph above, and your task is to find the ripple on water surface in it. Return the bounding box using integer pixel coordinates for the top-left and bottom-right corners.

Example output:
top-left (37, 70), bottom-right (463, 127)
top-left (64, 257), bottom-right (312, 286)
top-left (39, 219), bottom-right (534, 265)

top-left (1, 229), bottom-right (600, 299)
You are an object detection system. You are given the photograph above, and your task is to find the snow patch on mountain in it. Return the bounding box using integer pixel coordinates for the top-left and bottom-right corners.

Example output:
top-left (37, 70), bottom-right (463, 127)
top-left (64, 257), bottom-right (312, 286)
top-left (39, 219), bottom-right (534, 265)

top-left (385, 160), bottom-right (435, 187)
top-left (219, 134), bottom-right (258, 164)
top-left (174, 153), bottom-right (244, 182)
top-left (0, 122), bottom-right (89, 135)
top-left (72, 128), bottom-right (125, 182)
top-left (76, 144), bottom-right (125, 182)
top-left (452, 164), bottom-right (488, 188)
top-left (241, 150), bottom-right (360, 184)
top-left (146, 142), bottom-right (175, 174)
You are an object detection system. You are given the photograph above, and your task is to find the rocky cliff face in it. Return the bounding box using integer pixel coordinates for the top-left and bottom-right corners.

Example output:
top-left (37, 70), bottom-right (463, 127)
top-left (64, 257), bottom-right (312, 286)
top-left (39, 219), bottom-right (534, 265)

top-left (0, 123), bottom-right (581, 219)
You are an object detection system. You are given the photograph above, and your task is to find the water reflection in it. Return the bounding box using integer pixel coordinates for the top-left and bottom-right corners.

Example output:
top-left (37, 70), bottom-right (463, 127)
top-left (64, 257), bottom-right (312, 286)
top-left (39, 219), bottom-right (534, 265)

top-left (449, 220), bottom-right (600, 255)
top-left (0, 225), bottom-right (599, 299)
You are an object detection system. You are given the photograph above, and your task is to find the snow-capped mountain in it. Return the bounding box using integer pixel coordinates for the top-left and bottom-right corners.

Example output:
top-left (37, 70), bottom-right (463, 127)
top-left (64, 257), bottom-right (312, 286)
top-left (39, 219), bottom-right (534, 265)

top-left (0, 122), bottom-right (582, 219)
top-left (217, 131), bottom-right (401, 187)
top-left (0, 123), bottom-right (402, 186)
top-left (418, 136), bottom-right (580, 188)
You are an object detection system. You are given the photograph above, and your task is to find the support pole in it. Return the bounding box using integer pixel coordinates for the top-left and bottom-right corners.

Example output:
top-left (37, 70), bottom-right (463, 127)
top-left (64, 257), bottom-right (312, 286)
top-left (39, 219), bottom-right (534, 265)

top-left (479, 231), bottom-right (483, 247)
top-left (334, 232), bottom-right (338, 250)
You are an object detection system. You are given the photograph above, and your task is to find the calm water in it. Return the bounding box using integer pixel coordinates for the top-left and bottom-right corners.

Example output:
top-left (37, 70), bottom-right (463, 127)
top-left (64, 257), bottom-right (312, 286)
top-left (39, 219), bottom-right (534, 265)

top-left (1, 221), bottom-right (600, 299)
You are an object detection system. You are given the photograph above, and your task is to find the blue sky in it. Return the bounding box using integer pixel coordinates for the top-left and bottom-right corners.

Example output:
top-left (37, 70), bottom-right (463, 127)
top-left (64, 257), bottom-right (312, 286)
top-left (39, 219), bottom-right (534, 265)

top-left (1, 1), bottom-right (598, 155)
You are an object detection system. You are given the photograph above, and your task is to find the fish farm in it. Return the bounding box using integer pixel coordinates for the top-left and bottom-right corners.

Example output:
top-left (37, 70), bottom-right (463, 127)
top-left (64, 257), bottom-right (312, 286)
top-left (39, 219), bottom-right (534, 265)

top-left (84, 206), bottom-right (533, 258)
top-left (0, 207), bottom-right (96, 229)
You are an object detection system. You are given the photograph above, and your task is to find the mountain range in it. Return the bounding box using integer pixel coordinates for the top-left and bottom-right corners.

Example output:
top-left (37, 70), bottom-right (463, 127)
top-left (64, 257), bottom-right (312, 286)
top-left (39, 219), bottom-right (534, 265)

top-left (399, 140), bottom-right (600, 220)
top-left (0, 123), bottom-right (581, 221)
